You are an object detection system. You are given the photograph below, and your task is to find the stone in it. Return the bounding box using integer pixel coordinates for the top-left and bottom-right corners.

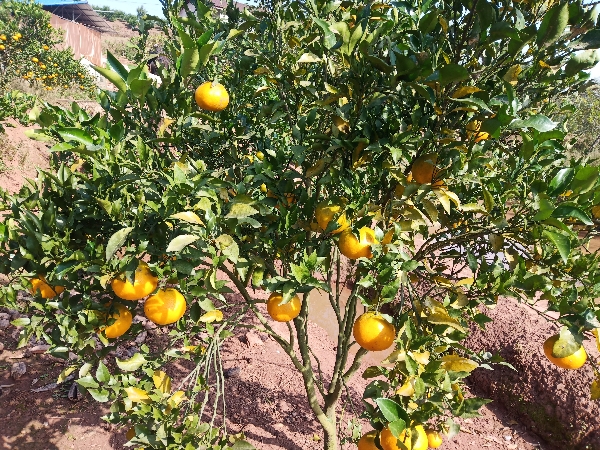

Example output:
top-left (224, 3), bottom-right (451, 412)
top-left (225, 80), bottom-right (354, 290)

top-left (242, 331), bottom-right (264, 348)
top-left (11, 362), bottom-right (26, 379)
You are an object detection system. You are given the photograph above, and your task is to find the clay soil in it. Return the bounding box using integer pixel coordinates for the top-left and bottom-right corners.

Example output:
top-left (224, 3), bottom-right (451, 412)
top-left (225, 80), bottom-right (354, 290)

top-left (0, 123), bottom-right (583, 450)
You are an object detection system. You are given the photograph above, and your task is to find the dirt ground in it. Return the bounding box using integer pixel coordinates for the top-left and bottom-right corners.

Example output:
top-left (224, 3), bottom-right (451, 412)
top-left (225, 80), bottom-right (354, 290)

top-left (1, 295), bottom-right (550, 450)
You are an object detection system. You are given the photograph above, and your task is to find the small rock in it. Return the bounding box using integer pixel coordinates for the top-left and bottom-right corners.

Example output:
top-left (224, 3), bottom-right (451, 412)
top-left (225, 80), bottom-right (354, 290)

top-left (68, 382), bottom-right (81, 402)
top-left (0, 312), bottom-right (10, 321)
top-left (29, 344), bottom-right (50, 354)
top-left (144, 320), bottom-right (157, 331)
top-left (0, 318), bottom-right (10, 329)
top-left (503, 435), bottom-right (512, 441)
top-left (243, 331), bottom-right (264, 348)
top-left (224, 367), bottom-right (241, 379)
top-left (11, 362), bottom-right (27, 379)
top-left (0, 342), bottom-right (4, 353)
top-left (134, 331), bottom-right (147, 345)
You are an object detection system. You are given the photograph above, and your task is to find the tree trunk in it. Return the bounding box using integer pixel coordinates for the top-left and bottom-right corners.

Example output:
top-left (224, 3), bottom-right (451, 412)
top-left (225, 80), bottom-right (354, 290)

top-left (322, 415), bottom-right (338, 450)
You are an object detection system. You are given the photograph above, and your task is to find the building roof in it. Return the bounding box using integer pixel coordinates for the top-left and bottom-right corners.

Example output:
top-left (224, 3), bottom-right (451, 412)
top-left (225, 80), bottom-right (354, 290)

top-left (37, 0), bottom-right (114, 33)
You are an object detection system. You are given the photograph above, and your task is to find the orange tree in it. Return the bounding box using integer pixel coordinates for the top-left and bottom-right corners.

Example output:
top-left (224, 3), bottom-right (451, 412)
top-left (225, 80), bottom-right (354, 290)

top-left (2, 0), bottom-right (600, 449)
top-left (0, 0), bottom-right (96, 92)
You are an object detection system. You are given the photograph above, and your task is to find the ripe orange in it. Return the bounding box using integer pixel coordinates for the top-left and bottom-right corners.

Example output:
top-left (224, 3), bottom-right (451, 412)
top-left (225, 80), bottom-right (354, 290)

top-left (144, 288), bottom-right (187, 325)
top-left (0, 45), bottom-right (5, 51)
top-left (267, 292), bottom-right (301, 322)
top-left (425, 429), bottom-right (443, 448)
top-left (194, 81), bottom-right (229, 112)
top-left (410, 154), bottom-right (437, 184)
top-left (543, 334), bottom-right (587, 370)
top-left (380, 425), bottom-right (428, 450)
top-left (101, 304), bottom-right (132, 339)
top-left (358, 431), bottom-right (379, 450)
top-left (111, 263), bottom-right (158, 301)
top-left (353, 312), bottom-right (396, 351)
top-left (31, 57), bottom-right (38, 63)
top-left (30, 276), bottom-right (64, 298)
top-left (315, 199), bottom-right (350, 234)
top-left (0, 34), bottom-right (6, 41)
top-left (337, 227), bottom-right (377, 259)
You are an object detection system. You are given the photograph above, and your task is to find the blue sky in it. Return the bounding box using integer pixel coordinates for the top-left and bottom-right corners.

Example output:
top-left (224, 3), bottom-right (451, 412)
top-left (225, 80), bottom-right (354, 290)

top-left (90, 1), bottom-right (165, 18)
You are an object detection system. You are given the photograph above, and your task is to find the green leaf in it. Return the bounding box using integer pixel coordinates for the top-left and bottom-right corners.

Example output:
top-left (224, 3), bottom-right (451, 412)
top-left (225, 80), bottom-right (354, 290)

top-left (571, 166), bottom-right (599, 194)
top-left (313, 17), bottom-right (336, 49)
top-left (76, 375), bottom-right (99, 389)
top-left (215, 234), bottom-right (239, 263)
top-left (548, 168), bottom-right (575, 196)
top-left (543, 229), bottom-right (571, 263)
top-left (116, 353), bottom-right (147, 372)
top-left (533, 197), bottom-right (555, 221)
top-left (419, 10), bottom-right (439, 34)
top-left (231, 441), bottom-right (257, 450)
top-left (427, 64), bottom-right (470, 86)
top-left (565, 49), bottom-right (600, 77)
top-left (482, 186), bottom-right (494, 213)
top-left (366, 55), bottom-right (393, 73)
top-left (387, 419), bottom-right (408, 440)
top-left (96, 361), bottom-right (110, 383)
top-left (225, 203), bottom-right (258, 219)
top-left (11, 317), bottom-right (30, 327)
top-left (180, 47), bottom-right (200, 78)
top-left (536, 2), bottom-right (569, 47)
top-left (130, 79), bottom-right (153, 99)
top-left (105, 227), bottom-right (133, 262)
top-left (92, 65), bottom-right (127, 92)
top-left (106, 50), bottom-right (129, 81)
top-left (88, 388), bottom-right (110, 402)
top-left (199, 41), bottom-right (219, 67)
top-left (552, 328), bottom-right (582, 358)
top-left (375, 398), bottom-right (409, 423)
top-left (290, 263), bottom-right (310, 283)
top-left (57, 128), bottom-right (94, 146)
top-left (24, 129), bottom-right (53, 142)
top-left (166, 234), bottom-right (200, 253)
top-left (552, 205), bottom-right (593, 225)
top-left (510, 115), bottom-right (557, 132)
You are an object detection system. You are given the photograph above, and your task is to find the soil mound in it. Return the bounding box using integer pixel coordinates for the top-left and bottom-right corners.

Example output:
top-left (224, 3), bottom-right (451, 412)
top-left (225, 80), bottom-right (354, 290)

top-left (465, 297), bottom-right (600, 449)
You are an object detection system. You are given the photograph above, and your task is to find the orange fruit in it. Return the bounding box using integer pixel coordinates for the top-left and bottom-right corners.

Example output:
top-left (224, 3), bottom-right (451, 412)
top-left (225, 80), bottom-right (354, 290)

top-left (111, 263), bottom-right (158, 301)
top-left (358, 431), bottom-right (379, 450)
top-left (194, 81), bottom-right (229, 112)
top-left (30, 276), bottom-right (64, 299)
top-left (543, 334), bottom-right (587, 370)
top-left (0, 45), bottom-right (5, 51)
top-left (31, 57), bottom-right (38, 63)
top-left (267, 292), bottom-right (301, 322)
top-left (411, 154), bottom-right (438, 185)
top-left (425, 429), bottom-right (443, 448)
top-left (43, 45), bottom-right (49, 50)
top-left (353, 312), bottom-right (396, 351)
top-left (144, 288), bottom-right (187, 325)
top-left (380, 425), bottom-right (428, 450)
top-left (101, 304), bottom-right (132, 339)
top-left (337, 227), bottom-right (377, 259)
top-left (0, 35), bottom-right (6, 41)
top-left (315, 199), bottom-right (350, 234)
